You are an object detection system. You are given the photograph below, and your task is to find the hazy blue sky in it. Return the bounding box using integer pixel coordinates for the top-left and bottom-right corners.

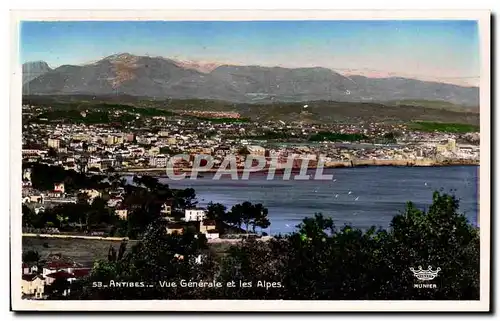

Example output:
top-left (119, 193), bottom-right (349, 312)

top-left (20, 20), bottom-right (480, 86)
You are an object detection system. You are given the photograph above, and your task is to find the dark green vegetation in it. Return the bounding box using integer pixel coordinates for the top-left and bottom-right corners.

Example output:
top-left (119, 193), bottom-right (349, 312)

top-left (159, 146), bottom-right (178, 155)
top-left (23, 97), bottom-right (175, 125)
top-left (22, 95), bottom-right (479, 125)
top-left (53, 191), bottom-right (478, 300)
top-left (196, 117), bottom-right (250, 124)
top-left (35, 110), bottom-right (111, 124)
top-left (387, 99), bottom-right (478, 112)
top-left (228, 131), bottom-right (298, 141)
top-left (409, 121), bottom-right (480, 133)
top-left (27, 162), bottom-right (106, 193)
top-left (309, 132), bottom-right (368, 142)
top-left (22, 249), bottom-right (41, 265)
top-left (207, 201), bottom-right (270, 234)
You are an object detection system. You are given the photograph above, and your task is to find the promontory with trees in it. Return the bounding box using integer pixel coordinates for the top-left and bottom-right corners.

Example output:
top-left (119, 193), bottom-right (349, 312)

top-left (22, 163), bottom-right (270, 239)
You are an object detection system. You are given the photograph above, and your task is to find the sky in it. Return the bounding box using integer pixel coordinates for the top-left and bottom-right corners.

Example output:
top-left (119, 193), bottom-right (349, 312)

top-left (20, 20), bottom-right (480, 86)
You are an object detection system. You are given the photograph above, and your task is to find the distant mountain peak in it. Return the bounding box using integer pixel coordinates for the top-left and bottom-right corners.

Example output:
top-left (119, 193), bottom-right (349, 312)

top-left (22, 61), bottom-right (51, 84)
top-left (171, 58), bottom-right (223, 73)
top-left (103, 53), bottom-right (136, 60)
top-left (23, 60), bottom-right (50, 70)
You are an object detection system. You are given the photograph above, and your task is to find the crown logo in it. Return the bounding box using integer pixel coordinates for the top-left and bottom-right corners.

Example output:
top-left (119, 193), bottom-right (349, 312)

top-left (410, 265), bottom-right (441, 281)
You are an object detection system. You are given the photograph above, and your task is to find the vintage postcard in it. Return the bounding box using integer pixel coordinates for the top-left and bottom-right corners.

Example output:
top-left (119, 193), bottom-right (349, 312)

top-left (10, 10), bottom-right (490, 312)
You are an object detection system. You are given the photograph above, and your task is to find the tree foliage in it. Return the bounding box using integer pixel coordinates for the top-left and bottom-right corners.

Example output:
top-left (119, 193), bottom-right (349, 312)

top-left (65, 191), bottom-right (478, 300)
top-left (22, 250), bottom-right (40, 265)
top-left (26, 163), bottom-right (106, 193)
top-left (225, 201), bottom-right (270, 233)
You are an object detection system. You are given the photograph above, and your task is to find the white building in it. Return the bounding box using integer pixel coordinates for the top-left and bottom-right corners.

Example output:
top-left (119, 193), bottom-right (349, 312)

top-left (247, 145), bottom-right (266, 156)
top-left (149, 155), bottom-right (168, 168)
top-left (47, 138), bottom-right (60, 149)
top-left (205, 230), bottom-right (220, 239)
top-left (34, 206), bottom-right (45, 214)
top-left (184, 208), bottom-right (206, 222)
top-left (160, 202), bottom-right (173, 216)
top-left (23, 168), bottom-right (32, 181)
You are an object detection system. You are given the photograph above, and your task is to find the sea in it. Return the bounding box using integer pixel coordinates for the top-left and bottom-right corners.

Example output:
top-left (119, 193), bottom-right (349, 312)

top-left (153, 166), bottom-right (479, 235)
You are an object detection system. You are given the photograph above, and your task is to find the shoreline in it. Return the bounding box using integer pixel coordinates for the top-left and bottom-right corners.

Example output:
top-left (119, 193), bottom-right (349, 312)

top-left (116, 159), bottom-right (479, 176)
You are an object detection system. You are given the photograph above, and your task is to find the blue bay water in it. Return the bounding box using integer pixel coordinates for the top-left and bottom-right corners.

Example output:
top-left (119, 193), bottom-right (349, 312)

top-left (159, 166), bottom-right (479, 235)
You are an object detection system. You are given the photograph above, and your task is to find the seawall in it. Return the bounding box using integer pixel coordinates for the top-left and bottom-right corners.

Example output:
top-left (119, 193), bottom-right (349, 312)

top-left (117, 159), bottom-right (478, 176)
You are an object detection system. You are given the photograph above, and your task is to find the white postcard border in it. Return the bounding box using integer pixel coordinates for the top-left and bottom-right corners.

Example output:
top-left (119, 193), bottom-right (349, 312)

top-left (10, 9), bottom-right (491, 312)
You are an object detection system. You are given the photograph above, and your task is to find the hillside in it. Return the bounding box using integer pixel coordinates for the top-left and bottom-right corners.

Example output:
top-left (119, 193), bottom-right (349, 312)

top-left (22, 95), bottom-right (480, 125)
top-left (23, 53), bottom-right (479, 106)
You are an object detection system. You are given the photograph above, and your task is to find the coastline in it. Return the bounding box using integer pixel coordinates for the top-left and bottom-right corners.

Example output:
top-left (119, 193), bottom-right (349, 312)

top-left (116, 159), bottom-right (479, 176)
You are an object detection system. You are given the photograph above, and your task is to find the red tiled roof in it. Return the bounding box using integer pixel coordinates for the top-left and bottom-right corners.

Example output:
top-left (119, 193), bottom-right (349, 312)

top-left (71, 268), bottom-right (91, 278)
top-left (22, 274), bottom-right (43, 281)
top-left (203, 220), bottom-right (216, 226)
top-left (46, 271), bottom-right (74, 279)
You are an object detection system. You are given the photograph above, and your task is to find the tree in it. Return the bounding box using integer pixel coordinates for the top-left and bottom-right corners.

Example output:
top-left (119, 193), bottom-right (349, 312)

top-left (77, 192), bottom-right (91, 204)
top-left (29, 163), bottom-right (106, 193)
top-left (85, 197), bottom-right (112, 228)
top-left (226, 202), bottom-right (270, 234)
top-left (174, 188), bottom-right (197, 209)
top-left (22, 205), bottom-right (38, 228)
top-left (222, 192), bottom-right (479, 300)
top-left (296, 213), bottom-right (335, 241)
top-left (109, 174), bottom-right (126, 190)
top-left (376, 191), bottom-right (480, 299)
top-left (226, 203), bottom-right (246, 230)
top-left (107, 241), bottom-right (127, 262)
top-left (206, 202), bottom-right (226, 221)
top-left (46, 277), bottom-right (70, 299)
top-left (22, 250), bottom-right (40, 265)
top-left (159, 147), bottom-right (174, 155)
top-left (251, 203), bottom-right (270, 233)
top-left (47, 147), bottom-right (58, 158)
top-left (237, 146), bottom-right (250, 156)
top-left (72, 224), bottom-right (218, 300)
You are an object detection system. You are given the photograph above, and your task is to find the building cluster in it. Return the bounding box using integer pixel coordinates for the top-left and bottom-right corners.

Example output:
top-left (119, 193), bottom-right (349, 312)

top-left (21, 175), bottom-right (219, 239)
top-left (21, 254), bottom-right (91, 299)
top-left (176, 110), bottom-right (241, 118)
top-left (23, 109), bottom-right (479, 172)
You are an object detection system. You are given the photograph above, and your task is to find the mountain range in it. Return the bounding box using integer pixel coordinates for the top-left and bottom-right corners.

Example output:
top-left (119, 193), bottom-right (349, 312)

top-left (22, 53), bottom-right (479, 106)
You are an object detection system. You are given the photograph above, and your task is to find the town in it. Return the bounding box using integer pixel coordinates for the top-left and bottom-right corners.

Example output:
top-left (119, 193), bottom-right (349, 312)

top-left (22, 102), bottom-right (479, 175)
